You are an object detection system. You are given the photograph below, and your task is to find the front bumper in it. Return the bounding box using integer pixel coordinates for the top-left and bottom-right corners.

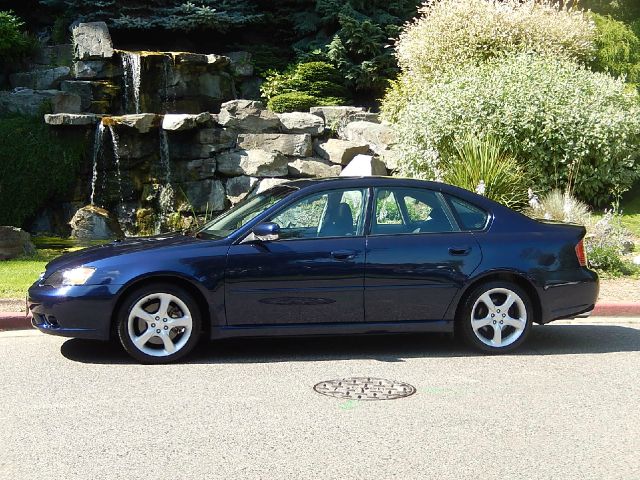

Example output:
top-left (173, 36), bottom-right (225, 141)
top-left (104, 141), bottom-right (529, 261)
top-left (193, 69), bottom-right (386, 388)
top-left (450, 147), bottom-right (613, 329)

top-left (28, 283), bottom-right (122, 340)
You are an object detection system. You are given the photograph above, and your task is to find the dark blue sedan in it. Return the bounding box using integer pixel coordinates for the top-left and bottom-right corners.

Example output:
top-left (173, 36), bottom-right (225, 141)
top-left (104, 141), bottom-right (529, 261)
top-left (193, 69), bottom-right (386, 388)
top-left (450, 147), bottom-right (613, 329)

top-left (28, 177), bottom-right (598, 363)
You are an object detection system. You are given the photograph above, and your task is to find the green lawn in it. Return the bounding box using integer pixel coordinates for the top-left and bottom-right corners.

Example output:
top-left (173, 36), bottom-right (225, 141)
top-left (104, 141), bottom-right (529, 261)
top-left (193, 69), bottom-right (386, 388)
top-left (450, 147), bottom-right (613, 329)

top-left (619, 184), bottom-right (640, 239)
top-left (0, 249), bottom-right (60, 299)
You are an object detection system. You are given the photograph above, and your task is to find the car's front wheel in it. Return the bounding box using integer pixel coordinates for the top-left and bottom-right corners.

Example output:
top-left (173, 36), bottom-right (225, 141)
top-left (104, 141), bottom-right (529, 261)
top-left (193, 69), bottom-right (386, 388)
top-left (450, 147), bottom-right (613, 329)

top-left (457, 281), bottom-right (533, 353)
top-left (117, 283), bottom-right (202, 364)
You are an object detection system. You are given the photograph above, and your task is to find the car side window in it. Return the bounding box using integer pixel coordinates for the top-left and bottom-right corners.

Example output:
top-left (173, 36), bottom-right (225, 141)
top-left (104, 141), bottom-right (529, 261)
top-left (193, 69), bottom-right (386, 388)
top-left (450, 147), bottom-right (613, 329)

top-left (446, 195), bottom-right (489, 231)
top-left (270, 188), bottom-right (366, 240)
top-left (371, 187), bottom-right (455, 235)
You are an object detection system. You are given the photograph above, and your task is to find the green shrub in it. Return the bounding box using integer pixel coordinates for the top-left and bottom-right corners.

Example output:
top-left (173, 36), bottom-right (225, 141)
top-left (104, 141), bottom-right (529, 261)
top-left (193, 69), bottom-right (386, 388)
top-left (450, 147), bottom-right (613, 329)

top-left (591, 13), bottom-right (640, 85)
top-left (394, 0), bottom-right (596, 79)
top-left (525, 189), bottom-right (592, 225)
top-left (440, 135), bottom-right (531, 210)
top-left (387, 54), bottom-right (640, 206)
top-left (0, 11), bottom-right (34, 65)
top-left (267, 92), bottom-right (344, 113)
top-left (0, 115), bottom-right (87, 228)
top-left (262, 61), bottom-right (349, 112)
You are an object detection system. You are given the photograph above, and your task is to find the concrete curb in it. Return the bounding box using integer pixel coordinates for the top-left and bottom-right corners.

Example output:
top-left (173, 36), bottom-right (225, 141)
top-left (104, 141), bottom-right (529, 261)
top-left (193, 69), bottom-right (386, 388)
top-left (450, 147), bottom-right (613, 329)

top-left (1, 301), bottom-right (639, 331)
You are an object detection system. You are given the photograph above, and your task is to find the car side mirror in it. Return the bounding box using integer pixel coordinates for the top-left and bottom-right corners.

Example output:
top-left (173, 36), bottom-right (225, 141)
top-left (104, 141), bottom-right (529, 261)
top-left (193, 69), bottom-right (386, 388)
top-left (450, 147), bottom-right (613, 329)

top-left (252, 222), bottom-right (280, 241)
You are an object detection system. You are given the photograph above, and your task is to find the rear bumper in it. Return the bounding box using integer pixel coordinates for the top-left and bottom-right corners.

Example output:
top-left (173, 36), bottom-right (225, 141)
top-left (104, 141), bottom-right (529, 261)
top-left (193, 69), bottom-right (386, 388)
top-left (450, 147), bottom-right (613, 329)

top-left (28, 284), bottom-right (121, 341)
top-left (539, 270), bottom-right (599, 324)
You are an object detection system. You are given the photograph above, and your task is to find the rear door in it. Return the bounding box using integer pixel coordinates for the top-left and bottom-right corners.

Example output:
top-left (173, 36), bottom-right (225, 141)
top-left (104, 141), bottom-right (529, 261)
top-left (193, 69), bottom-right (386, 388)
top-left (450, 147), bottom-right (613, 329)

top-left (364, 187), bottom-right (482, 322)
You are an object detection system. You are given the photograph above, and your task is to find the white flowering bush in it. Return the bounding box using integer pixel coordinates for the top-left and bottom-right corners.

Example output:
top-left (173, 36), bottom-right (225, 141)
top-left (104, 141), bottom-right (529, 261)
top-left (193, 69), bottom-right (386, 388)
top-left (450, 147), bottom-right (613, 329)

top-left (395, 0), bottom-right (596, 77)
top-left (389, 54), bottom-right (640, 205)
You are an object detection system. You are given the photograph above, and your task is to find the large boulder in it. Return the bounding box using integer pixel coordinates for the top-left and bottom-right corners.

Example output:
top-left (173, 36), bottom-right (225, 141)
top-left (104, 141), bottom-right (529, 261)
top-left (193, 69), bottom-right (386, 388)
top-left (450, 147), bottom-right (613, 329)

top-left (277, 112), bottom-right (325, 136)
top-left (288, 158), bottom-right (341, 178)
top-left (309, 106), bottom-right (365, 129)
top-left (196, 128), bottom-right (236, 148)
top-left (74, 60), bottom-right (122, 79)
top-left (44, 113), bottom-right (101, 126)
top-left (0, 227), bottom-right (35, 260)
top-left (69, 206), bottom-right (123, 240)
top-left (32, 44), bottom-right (74, 67)
top-left (217, 150), bottom-right (289, 177)
top-left (10, 67), bottom-right (71, 90)
top-left (173, 158), bottom-right (217, 181)
top-left (162, 113), bottom-right (211, 131)
top-left (72, 22), bottom-right (114, 60)
top-left (226, 176), bottom-right (258, 204)
top-left (340, 154), bottom-right (387, 177)
top-left (254, 178), bottom-right (290, 194)
top-left (226, 51), bottom-right (254, 77)
top-left (314, 139), bottom-right (370, 165)
top-left (181, 179), bottom-right (225, 212)
top-left (237, 133), bottom-right (312, 157)
top-left (341, 121), bottom-right (395, 154)
top-left (61, 80), bottom-right (120, 112)
top-left (218, 100), bottom-right (281, 132)
top-left (103, 114), bottom-right (160, 134)
top-left (0, 89), bottom-right (80, 116)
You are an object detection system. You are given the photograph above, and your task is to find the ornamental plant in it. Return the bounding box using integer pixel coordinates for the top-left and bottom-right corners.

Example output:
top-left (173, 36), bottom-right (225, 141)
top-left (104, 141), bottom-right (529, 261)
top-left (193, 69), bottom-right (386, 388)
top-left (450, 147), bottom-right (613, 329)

top-left (389, 54), bottom-right (640, 206)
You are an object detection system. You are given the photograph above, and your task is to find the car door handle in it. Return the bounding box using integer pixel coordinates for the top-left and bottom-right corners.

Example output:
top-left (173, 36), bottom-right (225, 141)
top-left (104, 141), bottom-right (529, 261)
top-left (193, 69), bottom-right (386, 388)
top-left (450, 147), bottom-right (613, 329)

top-left (331, 249), bottom-right (357, 260)
top-left (449, 246), bottom-right (472, 256)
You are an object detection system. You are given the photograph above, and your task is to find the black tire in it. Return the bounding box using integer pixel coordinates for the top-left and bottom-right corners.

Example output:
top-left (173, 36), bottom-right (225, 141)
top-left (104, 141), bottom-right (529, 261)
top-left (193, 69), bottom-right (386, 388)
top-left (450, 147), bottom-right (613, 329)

top-left (456, 281), bottom-right (533, 353)
top-left (117, 282), bottom-right (202, 364)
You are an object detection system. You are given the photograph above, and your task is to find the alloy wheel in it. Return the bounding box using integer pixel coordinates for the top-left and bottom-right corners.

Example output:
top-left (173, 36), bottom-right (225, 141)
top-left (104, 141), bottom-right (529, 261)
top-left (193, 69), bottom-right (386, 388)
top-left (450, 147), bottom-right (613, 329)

top-left (470, 287), bottom-right (527, 348)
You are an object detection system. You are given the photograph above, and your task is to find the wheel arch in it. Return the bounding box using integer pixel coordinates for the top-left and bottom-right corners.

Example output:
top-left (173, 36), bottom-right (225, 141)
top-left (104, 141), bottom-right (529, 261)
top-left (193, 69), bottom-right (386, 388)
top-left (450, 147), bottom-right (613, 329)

top-left (110, 274), bottom-right (213, 340)
top-left (451, 271), bottom-right (543, 325)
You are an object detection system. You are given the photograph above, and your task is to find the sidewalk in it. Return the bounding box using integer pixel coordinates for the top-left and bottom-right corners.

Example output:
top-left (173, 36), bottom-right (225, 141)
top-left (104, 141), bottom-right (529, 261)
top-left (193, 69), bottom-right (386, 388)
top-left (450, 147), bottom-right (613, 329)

top-left (2, 302), bottom-right (639, 331)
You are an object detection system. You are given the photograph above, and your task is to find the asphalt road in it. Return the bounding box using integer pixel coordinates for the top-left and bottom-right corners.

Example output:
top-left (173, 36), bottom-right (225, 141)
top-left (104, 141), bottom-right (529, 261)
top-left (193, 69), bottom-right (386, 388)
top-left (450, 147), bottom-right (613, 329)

top-left (1, 319), bottom-right (639, 480)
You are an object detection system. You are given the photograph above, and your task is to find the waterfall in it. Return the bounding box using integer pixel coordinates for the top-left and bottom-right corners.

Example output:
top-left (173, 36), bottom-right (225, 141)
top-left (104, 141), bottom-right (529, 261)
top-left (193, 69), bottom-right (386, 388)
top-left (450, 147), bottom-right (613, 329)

top-left (161, 54), bottom-right (176, 113)
top-left (121, 52), bottom-right (142, 114)
top-left (90, 121), bottom-right (105, 205)
top-left (156, 129), bottom-right (175, 233)
top-left (107, 125), bottom-right (124, 204)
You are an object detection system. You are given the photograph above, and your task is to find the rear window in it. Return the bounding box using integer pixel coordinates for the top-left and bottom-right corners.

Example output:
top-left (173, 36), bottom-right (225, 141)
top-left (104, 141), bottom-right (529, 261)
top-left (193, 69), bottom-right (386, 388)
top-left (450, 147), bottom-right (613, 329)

top-left (446, 196), bottom-right (489, 231)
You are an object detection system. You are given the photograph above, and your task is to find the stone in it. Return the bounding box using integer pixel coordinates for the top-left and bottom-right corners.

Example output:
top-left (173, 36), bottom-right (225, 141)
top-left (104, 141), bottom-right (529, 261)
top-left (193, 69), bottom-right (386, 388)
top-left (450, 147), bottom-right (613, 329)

top-left (254, 178), bottom-right (290, 194)
top-left (198, 74), bottom-right (224, 98)
top-left (162, 113), bottom-right (211, 131)
top-left (226, 176), bottom-right (258, 204)
top-left (341, 121), bottom-right (395, 154)
top-left (173, 158), bottom-right (217, 181)
top-left (377, 148), bottom-right (400, 171)
top-left (103, 114), bottom-right (160, 134)
top-left (226, 51), bottom-right (254, 77)
top-left (277, 112), bottom-right (325, 136)
top-left (44, 113), bottom-right (101, 126)
top-left (74, 60), bottom-right (122, 79)
top-left (61, 80), bottom-right (119, 112)
top-left (218, 99), bottom-right (281, 132)
top-left (238, 77), bottom-right (263, 100)
top-left (69, 206), bottom-right (123, 240)
top-left (196, 128), bottom-right (236, 148)
top-left (237, 133), bottom-right (312, 157)
top-left (170, 143), bottom-right (221, 160)
top-left (314, 139), bottom-right (370, 165)
top-left (0, 89), bottom-right (80, 116)
top-left (181, 179), bottom-right (225, 212)
top-left (72, 22), bottom-right (114, 60)
top-left (288, 158), bottom-right (342, 178)
top-left (206, 54), bottom-right (230, 68)
top-left (340, 154), bottom-right (388, 177)
top-left (10, 66), bottom-right (71, 90)
top-left (0, 226), bottom-right (36, 260)
top-left (309, 106), bottom-right (365, 129)
top-left (32, 44), bottom-right (74, 66)
top-left (217, 149), bottom-right (289, 177)
top-left (173, 52), bottom-right (209, 65)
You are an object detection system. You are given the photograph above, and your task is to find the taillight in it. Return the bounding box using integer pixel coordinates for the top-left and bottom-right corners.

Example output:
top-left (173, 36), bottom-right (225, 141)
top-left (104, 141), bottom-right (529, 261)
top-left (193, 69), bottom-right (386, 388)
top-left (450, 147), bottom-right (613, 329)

top-left (575, 239), bottom-right (587, 267)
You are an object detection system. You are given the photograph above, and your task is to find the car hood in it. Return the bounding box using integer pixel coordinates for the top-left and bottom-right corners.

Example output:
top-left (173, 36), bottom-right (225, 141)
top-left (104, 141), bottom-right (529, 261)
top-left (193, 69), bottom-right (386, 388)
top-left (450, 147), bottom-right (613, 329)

top-left (44, 233), bottom-right (208, 275)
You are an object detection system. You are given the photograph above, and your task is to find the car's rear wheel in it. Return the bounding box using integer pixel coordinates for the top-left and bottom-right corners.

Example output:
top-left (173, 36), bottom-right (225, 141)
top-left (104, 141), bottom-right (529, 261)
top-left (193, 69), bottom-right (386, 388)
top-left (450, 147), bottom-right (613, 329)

top-left (117, 283), bottom-right (201, 364)
top-left (457, 281), bottom-right (532, 353)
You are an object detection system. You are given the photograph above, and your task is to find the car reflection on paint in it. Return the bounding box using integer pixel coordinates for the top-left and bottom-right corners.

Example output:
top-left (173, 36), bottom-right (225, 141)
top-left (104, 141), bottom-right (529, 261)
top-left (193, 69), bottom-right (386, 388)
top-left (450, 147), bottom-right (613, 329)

top-left (28, 177), bottom-right (598, 364)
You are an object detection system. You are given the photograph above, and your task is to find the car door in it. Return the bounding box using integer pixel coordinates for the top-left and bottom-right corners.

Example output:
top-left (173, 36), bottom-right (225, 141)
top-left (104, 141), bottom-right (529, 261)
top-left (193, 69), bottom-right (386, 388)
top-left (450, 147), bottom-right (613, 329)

top-left (225, 187), bottom-right (368, 326)
top-left (365, 186), bottom-right (482, 322)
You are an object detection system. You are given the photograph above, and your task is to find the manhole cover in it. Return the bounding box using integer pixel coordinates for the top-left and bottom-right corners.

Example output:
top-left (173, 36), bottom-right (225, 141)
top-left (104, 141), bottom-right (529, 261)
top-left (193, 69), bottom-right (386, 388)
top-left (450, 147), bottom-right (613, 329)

top-left (314, 377), bottom-right (416, 401)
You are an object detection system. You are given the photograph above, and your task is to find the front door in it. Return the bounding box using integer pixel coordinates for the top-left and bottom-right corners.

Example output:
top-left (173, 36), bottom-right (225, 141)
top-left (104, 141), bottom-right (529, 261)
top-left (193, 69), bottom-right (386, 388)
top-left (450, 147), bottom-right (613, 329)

top-left (365, 187), bottom-right (482, 322)
top-left (225, 188), bottom-right (368, 326)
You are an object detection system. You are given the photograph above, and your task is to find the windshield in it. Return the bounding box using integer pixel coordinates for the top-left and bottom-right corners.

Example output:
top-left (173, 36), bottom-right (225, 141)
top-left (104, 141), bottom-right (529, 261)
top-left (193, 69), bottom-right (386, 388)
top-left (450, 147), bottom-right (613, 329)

top-left (196, 185), bottom-right (297, 239)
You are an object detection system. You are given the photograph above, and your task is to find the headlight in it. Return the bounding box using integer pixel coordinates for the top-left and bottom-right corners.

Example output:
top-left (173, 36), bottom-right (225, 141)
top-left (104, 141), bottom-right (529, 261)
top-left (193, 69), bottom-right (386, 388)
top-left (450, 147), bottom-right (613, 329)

top-left (43, 267), bottom-right (96, 287)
